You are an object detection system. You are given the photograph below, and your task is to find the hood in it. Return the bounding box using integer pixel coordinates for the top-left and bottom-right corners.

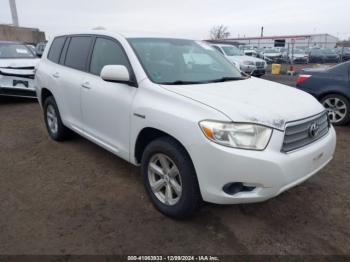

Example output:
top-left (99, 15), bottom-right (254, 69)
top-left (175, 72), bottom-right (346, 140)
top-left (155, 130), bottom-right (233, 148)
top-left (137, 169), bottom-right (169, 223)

top-left (161, 77), bottom-right (324, 130)
top-left (264, 53), bottom-right (281, 57)
top-left (0, 58), bottom-right (40, 68)
top-left (291, 54), bottom-right (307, 58)
top-left (228, 55), bottom-right (265, 63)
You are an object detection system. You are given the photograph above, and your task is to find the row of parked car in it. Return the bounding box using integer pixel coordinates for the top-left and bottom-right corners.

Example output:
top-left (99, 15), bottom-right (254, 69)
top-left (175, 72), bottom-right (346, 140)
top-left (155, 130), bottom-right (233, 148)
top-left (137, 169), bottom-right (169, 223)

top-left (239, 45), bottom-right (350, 64)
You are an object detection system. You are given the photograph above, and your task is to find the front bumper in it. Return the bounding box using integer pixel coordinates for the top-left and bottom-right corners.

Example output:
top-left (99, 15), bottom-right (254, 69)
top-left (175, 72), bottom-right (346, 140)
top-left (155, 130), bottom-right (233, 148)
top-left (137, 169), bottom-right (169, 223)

top-left (188, 126), bottom-right (336, 204)
top-left (0, 75), bottom-right (36, 98)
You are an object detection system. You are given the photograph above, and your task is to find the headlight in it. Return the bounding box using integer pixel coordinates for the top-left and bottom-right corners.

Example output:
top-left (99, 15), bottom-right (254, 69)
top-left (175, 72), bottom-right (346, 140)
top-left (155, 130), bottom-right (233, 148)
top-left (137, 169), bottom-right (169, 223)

top-left (243, 61), bottom-right (254, 65)
top-left (199, 121), bottom-right (272, 150)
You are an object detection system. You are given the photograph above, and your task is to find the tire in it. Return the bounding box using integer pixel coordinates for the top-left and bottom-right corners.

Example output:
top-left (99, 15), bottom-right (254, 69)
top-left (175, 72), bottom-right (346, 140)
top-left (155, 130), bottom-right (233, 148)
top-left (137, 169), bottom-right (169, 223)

top-left (321, 94), bottom-right (350, 126)
top-left (43, 96), bottom-right (71, 141)
top-left (141, 137), bottom-right (202, 219)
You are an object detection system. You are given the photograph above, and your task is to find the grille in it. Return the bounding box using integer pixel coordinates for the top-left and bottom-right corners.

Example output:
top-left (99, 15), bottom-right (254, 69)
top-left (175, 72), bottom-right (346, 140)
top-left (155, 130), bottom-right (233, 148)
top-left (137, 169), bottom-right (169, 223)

top-left (281, 112), bottom-right (329, 153)
top-left (256, 62), bottom-right (265, 68)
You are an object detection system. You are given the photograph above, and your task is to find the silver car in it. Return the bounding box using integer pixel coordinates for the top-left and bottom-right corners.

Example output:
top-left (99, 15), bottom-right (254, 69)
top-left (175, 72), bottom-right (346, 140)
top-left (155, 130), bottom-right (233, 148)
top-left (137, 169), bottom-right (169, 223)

top-left (211, 44), bottom-right (267, 77)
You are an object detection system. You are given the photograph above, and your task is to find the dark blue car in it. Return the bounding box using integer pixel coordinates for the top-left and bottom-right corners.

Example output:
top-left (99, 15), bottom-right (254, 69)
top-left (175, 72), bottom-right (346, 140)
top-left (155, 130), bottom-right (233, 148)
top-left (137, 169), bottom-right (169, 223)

top-left (296, 61), bottom-right (350, 125)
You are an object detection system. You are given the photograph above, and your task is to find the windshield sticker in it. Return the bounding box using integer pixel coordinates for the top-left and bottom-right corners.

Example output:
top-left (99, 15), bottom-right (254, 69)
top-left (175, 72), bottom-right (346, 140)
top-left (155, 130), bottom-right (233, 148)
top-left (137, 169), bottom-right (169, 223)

top-left (16, 48), bottom-right (29, 54)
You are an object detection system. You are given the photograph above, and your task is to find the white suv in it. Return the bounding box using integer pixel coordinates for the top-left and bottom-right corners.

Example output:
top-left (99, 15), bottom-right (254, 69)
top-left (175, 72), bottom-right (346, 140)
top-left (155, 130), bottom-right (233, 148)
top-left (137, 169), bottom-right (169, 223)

top-left (35, 31), bottom-right (336, 218)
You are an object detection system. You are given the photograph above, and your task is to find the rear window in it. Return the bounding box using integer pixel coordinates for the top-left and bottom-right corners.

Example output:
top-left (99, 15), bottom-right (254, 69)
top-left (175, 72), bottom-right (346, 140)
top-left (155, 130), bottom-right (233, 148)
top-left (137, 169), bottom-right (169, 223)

top-left (64, 36), bottom-right (93, 71)
top-left (47, 37), bottom-right (66, 63)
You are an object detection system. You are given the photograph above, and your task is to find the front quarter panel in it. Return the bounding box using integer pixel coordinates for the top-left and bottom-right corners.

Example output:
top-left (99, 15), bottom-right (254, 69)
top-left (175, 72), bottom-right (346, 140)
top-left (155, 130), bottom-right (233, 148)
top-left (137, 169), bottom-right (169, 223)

top-left (129, 79), bottom-right (230, 164)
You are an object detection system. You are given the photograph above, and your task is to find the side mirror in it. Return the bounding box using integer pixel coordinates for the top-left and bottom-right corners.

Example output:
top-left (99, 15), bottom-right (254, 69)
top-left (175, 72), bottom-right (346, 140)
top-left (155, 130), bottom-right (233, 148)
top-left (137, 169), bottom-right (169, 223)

top-left (100, 65), bottom-right (131, 84)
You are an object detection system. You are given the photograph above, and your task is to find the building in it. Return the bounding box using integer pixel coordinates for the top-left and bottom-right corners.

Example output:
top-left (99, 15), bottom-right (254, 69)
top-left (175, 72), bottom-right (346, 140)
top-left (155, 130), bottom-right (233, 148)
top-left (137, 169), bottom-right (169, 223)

top-left (0, 24), bottom-right (46, 44)
top-left (218, 34), bottom-right (339, 49)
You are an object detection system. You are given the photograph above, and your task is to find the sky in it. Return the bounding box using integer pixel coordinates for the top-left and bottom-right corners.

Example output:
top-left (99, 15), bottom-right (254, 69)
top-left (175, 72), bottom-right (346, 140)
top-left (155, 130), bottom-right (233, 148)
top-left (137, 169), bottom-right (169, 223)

top-left (0, 0), bottom-right (350, 40)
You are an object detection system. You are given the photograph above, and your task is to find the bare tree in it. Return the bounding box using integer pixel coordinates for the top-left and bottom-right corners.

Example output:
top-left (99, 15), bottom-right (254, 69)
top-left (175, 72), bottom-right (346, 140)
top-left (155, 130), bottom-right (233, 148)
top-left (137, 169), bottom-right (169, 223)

top-left (209, 25), bottom-right (231, 40)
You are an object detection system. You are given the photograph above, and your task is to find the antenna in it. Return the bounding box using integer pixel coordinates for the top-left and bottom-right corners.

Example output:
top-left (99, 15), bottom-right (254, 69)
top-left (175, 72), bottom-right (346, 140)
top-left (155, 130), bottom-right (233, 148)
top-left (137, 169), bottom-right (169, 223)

top-left (9, 0), bottom-right (19, 26)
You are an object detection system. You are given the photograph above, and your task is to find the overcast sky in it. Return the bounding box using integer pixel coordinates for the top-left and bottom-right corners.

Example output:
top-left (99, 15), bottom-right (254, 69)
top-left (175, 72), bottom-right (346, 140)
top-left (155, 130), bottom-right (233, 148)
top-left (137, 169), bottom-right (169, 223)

top-left (0, 0), bottom-right (350, 40)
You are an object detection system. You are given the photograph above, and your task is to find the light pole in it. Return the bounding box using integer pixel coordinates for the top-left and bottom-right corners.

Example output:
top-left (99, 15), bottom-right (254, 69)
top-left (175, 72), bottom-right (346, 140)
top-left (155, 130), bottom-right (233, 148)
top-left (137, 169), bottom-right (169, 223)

top-left (9, 0), bottom-right (19, 26)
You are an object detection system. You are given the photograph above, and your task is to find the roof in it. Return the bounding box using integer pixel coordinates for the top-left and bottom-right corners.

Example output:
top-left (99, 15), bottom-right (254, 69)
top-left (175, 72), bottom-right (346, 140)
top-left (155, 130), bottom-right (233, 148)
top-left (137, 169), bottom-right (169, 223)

top-left (224, 33), bottom-right (337, 41)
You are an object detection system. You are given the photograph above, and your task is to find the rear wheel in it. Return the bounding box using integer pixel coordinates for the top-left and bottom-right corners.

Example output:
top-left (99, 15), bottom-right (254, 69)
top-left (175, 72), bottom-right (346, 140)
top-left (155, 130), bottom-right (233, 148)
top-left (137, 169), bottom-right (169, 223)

top-left (321, 94), bottom-right (350, 125)
top-left (141, 137), bottom-right (202, 219)
top-left (44, 96), bottom-right (71, 141)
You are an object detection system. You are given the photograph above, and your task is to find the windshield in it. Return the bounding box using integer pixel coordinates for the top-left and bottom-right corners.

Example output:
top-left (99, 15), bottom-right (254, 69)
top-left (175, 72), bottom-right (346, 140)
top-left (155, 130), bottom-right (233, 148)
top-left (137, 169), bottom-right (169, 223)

top-left (221, 45), bottom-right (242, 56)
top-left (0, 43), bottom-right (35, 59)
top-left (128, 38), bottom-right (243, 85)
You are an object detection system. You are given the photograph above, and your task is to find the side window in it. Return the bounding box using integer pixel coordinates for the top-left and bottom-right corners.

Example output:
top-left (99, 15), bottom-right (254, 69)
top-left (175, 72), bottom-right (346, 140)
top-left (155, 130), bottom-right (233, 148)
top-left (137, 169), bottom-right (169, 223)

top-left (65, 36), bottom-right (92, 71)
top-left (47, 37), bottom-right (66, 63)
top-left (90, 37), bottom-right (130, 76)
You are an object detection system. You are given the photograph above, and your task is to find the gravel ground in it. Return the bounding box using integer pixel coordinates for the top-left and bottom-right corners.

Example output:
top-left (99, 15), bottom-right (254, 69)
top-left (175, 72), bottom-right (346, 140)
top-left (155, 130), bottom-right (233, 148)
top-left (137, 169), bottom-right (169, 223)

top-left (0, 80), bottom-right (349, 255)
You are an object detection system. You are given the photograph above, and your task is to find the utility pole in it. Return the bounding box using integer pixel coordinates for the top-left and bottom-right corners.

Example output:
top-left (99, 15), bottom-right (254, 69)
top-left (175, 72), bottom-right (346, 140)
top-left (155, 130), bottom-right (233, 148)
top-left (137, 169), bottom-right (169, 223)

top-left (261, 26), bottom-right (264, 37)
top-left (9, 0), bottom-right (19, 26)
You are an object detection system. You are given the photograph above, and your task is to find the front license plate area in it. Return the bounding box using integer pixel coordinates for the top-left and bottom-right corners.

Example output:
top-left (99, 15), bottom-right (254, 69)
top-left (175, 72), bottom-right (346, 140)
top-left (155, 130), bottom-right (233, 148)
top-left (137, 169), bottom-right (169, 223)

top-left (13, 79), bottom-right (29, 88)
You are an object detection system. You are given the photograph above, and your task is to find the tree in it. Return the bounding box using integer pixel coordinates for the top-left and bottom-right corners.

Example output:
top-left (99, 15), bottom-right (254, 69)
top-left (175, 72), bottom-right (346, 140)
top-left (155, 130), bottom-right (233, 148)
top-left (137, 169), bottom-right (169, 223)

top-left (209, 25), bottom-right (231, 40)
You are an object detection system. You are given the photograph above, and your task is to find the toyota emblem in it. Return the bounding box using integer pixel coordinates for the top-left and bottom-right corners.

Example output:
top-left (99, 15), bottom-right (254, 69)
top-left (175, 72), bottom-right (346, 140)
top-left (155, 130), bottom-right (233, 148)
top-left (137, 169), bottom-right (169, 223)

top-left (309, 123), bottom-right (320, 138)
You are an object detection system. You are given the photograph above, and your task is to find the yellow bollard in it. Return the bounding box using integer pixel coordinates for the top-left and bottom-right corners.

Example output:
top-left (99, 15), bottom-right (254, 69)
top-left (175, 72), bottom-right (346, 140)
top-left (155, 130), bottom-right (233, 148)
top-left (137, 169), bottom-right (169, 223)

top-left (271, 64), bottom-right (281, 75)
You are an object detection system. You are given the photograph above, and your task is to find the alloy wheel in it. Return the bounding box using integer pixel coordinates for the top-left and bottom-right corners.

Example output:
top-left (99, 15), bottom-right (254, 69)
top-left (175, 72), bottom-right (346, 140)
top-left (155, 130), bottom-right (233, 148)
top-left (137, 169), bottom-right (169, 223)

top-left (322, 97), bottom-right (348, 124)
top-left (46, 104), bottom-right (58, 134)
top-left (148, 153), bottom-right (182, 206)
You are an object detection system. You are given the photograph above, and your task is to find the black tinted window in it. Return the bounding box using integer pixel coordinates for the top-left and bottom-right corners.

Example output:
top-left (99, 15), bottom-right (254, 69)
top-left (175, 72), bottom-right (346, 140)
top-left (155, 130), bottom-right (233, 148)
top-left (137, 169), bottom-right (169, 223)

top-left (48, 37), bottom-right (66, 63)
top-left (65, 36), bottom-right (92, 71)
top-left (90, 37), bottom-right (130, 75)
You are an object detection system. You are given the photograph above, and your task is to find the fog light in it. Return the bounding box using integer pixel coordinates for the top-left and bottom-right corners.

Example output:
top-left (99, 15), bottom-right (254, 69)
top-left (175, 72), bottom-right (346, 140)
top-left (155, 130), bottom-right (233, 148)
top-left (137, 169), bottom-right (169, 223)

top-left (223, 182), bottom-right (255, 195)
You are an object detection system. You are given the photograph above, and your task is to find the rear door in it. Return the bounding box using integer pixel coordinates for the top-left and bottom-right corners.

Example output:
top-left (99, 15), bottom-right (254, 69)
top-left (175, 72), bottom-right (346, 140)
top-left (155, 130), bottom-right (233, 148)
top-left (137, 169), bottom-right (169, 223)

top-left (59, 36), bottom-right (93, 130)
top-left (81, 36), bottom-right (137, 161)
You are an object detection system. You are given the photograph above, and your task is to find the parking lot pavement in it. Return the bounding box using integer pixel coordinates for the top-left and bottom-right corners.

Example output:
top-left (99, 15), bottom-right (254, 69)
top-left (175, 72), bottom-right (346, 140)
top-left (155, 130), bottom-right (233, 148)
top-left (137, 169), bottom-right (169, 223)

top-left (0, 94), bottom-right (349, 255)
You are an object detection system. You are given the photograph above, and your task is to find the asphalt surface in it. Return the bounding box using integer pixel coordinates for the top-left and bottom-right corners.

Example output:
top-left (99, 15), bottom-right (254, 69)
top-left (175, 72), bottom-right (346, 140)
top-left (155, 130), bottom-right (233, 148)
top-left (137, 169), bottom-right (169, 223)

top-left (0, 76), bottom-right (349, 255)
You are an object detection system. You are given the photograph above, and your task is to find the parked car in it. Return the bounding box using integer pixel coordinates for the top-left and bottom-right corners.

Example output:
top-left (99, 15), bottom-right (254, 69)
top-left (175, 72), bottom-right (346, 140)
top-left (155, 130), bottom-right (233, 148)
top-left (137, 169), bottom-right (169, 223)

top-left (35, 31), bottom-right (336, 218)
top-left (288, 49), bottom-right (309, 64)
top-left (35, 42), bottom-right (47, 57)
top-left (309, 49), bottom-right (340, 63)
top-left (339, 47), bottom-right (350, 62)
top-left (211, 44), bottom-right (267, 77)
top-left (0, 41), bottom-right (40, 98)
top-left (296, 61), bottom-right (350, 125)
top-left (239, 45), bottom-right (257, 57)
top-left (262, 48), bottom-right (284, 63)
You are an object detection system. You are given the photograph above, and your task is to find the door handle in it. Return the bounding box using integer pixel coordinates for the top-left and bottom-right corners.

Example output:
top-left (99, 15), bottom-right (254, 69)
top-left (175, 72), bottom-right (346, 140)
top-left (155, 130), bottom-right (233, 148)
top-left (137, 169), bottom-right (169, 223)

top-left (81, 82), bottom-right (92, 90)
top-left (52, 72), bottom-right (60, 78)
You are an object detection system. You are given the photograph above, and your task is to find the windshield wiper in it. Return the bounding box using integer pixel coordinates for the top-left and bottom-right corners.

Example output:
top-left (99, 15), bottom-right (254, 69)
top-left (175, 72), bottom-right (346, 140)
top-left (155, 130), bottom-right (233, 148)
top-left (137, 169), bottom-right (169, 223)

top-left (206, 76), bottom-right (247, 83)
top-left (159, 80), bottom-right (204, 85)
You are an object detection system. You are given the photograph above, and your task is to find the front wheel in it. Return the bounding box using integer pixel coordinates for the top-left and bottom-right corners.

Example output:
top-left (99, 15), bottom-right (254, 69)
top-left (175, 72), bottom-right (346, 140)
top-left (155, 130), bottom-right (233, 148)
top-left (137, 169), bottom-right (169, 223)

top-left (141, 137), bottom-right (202, 219)
top-left (321, 94), bottom-right (350, 125)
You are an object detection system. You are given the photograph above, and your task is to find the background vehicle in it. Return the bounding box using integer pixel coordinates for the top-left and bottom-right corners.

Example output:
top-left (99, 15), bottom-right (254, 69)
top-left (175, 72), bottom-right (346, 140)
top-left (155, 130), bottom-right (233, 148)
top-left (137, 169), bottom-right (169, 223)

top-left (0, 41), bottom-right (39, 98)
top-left (262, 48), bottom-right (283, 63)
top-left (296, 61), bottom-right (350, 125)
top-left (339, 47), bottom-right (350, 62)
top-left (36, 32), bottom-right (336, 218)
top-left (211, 44), bottom-right (267, 77)
top-left (35, 41), bottom-right (47, 57)
top-left (239, 45), bottom-right (257, 57)
top-left (309, 49), bottom-right (340, 63)
top-left (288, 49), bottom-right (309, 64)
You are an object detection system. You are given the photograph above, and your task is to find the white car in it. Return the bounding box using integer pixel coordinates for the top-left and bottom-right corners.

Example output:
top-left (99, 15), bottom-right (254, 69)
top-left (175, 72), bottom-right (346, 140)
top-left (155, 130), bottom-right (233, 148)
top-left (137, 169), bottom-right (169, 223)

top-left (211, 44), bottom-right (267, 77)
top-left (35, 31), bottom-right (336, 218)
top-left (262, 48), bottom-right (284, 63)
top-left (0, 41), bottom-right (40, 98)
